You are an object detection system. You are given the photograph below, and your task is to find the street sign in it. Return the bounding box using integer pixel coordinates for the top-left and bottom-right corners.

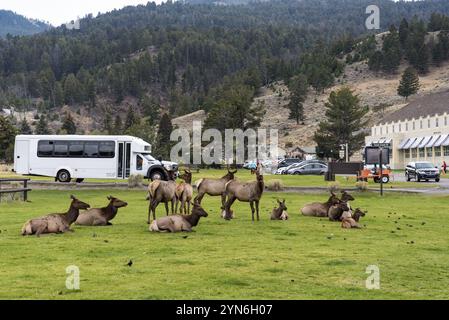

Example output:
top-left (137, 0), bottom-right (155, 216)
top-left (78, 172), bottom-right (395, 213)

top-left (365, 147), bottom-right (390, 165)
top-left (339, 150), bottom-right (345, 159)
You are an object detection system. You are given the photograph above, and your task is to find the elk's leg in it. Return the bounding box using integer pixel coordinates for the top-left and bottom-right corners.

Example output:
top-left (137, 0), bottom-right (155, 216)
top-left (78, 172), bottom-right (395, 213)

top-left (35, 224), bottom-right (47, 237)
top-left (150, 199), bottom-right (159, 222)
top-left (250, 201), bottom-right (255, 222)
top-left (221, 193), bottom-right (227, 209)
top-left (175, 198), bottom-right (179, 214)
top-left (171, 198), bottom-right (175, 215)
top-left (195, 192), bottom-right (204, 204)
top-left (186, 200), bottom-right (190, 215)
top-left (255, 200), bottom-right (260, 221)
top-left (165, 201), bottom-right (170, 216)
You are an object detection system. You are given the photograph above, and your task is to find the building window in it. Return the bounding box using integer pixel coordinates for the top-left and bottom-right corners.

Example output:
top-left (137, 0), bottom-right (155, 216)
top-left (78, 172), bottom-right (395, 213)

top-left (404, 149), bottom-right (410, 159)
top-left (413, 122), bottom-right (415, 130)
top-left (392, 125), bottom-right (395, 133)
top-left (428, 119), bottom-right (431, 128)
top-left (444, 146), bottom-right (449, 156)
top-left (435, 147), bottom-right (442, 157)
top-left (426, 148), bottom-right (433, 158)
top-left (380, 127), bottom-right (383, 135)
top-left (419, 148), bottom-right (425, 158)
top-left (420, 120), bottom-right (423, 129)
top-left (412, 149), bottom-right (417, 158)
top-left (399, 124), bottom-right (401, 132)
top-left (386, 126), bottom-right (388, 134)
top-left (436, 118), bottom-right (439, 127)
top-left (445, 116), bottom-right (448, 126)
top-left (405, 123), bottom-right (408, 131)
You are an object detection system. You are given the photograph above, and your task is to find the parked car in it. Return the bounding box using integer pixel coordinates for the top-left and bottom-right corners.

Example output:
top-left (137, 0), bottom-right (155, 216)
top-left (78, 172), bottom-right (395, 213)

top-left (285, 160), bottom-right (326, 174)
top-left (276, 163), bottom-right (299, 174)
top-left (405, 161), bottom-right (440, 182)
top-left (277, 158), bottom-right (302, 169)
top-left (289, 163), bottom-right (328, 175)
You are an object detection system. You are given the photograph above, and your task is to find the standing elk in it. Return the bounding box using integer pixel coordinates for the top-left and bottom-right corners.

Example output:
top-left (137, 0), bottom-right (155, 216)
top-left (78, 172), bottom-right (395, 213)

top-left (22, 195), bottom-right (90, 237)
top-left (147, 171), bottom-right (177, 224)
top-left (271, 199), bottom-right (288, 220)
top-left (301, 193), bottom-right (341, 217)
top-left (76, 196), bottom-right (128, 226)
top-left (224, 164), bottom-right (264, 222)
top-left (175, 169), bottom-right (193, 214)
top-left (149, 201), bottom-right (209, 233)
top-left (194, 168), bottom-right (237, 208)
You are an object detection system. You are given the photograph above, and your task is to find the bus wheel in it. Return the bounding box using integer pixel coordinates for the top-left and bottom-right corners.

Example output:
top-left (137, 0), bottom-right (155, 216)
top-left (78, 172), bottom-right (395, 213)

top-left (150, 170), bottom-right (164, 181)
top-left (57, 170), bottom-right (71, 183)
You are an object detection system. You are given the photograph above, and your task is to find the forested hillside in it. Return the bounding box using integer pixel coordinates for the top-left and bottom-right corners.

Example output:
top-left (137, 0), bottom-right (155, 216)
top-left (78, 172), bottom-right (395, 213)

top-left (0, 10), bottom-right (50, 37)
top-left (2, 0), bottom-right (449, 161)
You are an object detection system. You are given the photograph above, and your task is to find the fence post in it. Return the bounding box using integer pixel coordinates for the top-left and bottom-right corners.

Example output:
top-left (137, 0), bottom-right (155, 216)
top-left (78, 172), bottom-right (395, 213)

top-left (24, 179), bottom-right (28, 202)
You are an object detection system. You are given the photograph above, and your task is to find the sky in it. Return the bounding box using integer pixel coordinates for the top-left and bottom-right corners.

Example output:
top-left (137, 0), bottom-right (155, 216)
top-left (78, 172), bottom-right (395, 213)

top-left (0, 0), bottom-right (161, 26)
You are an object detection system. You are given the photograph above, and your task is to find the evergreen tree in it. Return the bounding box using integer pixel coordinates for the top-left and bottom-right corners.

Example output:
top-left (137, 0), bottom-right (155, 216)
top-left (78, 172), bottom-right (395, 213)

top-left (397, 67), bottom-right (420, 100)
top-left (54, 82), bottom-right (64, 108)
top-left (113, 115), bottom-right (123, 134)
top-left (368, 51), bottom-right (383, 71)
top-left (140, 96), bottom-right (160, 126)
top-left (287, 74), bottom-right (308, 124)
top-left (64, 74), bottom-right (83, 104)
top-left (399, 18), bottom-right (409, 46)
top-left (124, 106), bottom-right (138, 130)
top-left (156, 113), bottom-right (173, 159)
top-left (61, 112), bottom-right (77, 134)
top-left (19, 118), bottom-right (33, 134)
top-left (35, 115), bottom-right (51, 134)
top-left (381, 25), bottom-right (402, 74)
top-left (103, 114), bottom-right (113, 134)
top-left (0, 115), bottom-right (18, 162)
top-left (314, 87), bottom-right (368, 159)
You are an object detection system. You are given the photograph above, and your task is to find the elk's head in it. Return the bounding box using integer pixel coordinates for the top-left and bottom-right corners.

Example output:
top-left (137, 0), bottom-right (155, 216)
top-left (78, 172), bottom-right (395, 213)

top-left (191, 201), bottom-right (208, 218)
top-left (341, 191), bottom-right (355, 202)
top-left (328, 192), bottom-right (341, 206)
top-left (70, 195), bottom-right (90, 210)
top-left (226, 168), bottom-right (238, 180)
top-left (179, 169), bottom-right (192, 184)
top-left (337, 201), bottom-right (350, 212)
top-left (107, 196), bottom-right (128, 208)
top-left (277, 199), bottom-right (287, 211)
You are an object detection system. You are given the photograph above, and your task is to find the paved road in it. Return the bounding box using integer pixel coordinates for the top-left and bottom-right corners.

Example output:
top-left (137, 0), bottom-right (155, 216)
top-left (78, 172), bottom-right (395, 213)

top-left (390, 172), bottom-right (449, 194)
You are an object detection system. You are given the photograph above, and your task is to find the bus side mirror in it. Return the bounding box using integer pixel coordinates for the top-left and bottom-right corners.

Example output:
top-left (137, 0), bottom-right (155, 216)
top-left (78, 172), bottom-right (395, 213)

top-left (158, 156), bottom-right (163, 162)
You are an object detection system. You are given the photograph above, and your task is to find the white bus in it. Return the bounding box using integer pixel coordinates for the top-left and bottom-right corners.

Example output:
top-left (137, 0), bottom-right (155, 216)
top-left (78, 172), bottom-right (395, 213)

top-left (13, 135), bottom-right (178, 182)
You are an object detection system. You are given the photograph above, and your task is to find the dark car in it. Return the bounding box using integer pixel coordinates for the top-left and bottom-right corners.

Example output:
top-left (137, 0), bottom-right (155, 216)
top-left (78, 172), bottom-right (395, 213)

top-left (405, 161), bottom-right (440, 182)
top-left (277, 158), bottom-right (303, 169)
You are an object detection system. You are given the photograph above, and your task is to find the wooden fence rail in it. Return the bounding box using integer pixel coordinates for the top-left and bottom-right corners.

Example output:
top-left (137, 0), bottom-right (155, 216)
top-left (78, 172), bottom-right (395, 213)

top-left (0, 178), bottom-right (31, 202)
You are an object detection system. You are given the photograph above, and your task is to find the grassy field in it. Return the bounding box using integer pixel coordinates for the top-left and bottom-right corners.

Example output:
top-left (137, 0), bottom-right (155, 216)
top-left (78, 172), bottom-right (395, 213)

top-left (1, 189), bottom-right (449, 299)
top-left (0, 168), bottom-right (438, 189)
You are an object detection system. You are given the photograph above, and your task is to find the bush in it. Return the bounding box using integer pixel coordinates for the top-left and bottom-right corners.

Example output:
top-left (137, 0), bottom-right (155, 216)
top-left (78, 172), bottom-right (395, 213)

top-left (267, 179), bottom-right (284, 191)
top-left (128, 174), bottom-right (144, 188)
top-left (355, 181), bottom-right (369, 191)
top-left (327, 181), bottom-right (341, 193)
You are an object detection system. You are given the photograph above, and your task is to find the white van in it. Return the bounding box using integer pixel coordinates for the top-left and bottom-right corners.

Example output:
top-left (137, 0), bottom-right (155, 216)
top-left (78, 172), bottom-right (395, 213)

top-left (13, 135), bottom-right (178, 182)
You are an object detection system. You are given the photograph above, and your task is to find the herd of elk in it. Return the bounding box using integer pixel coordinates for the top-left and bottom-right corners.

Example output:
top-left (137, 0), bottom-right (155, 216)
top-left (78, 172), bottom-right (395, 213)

top-left (21, 168), bottom-right (368, 237)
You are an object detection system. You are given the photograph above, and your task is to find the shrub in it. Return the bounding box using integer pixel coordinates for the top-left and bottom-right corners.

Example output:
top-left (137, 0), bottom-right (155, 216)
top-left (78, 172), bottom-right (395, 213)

top-left (327, 181), bottom-right (341, 193)
top-left (267, 179), bottom-right (284, 191)
top-left (128, 174), bottom-right (144, 188)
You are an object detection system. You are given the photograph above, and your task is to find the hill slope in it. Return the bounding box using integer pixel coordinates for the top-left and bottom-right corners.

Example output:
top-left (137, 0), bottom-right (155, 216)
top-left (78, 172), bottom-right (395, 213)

top-left (0, 10), bottom-right (50, 37)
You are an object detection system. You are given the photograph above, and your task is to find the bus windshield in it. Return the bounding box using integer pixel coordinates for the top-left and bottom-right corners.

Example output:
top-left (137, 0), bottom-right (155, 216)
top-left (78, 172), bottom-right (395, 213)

top-left (142, 153), bottom-right (156, 161)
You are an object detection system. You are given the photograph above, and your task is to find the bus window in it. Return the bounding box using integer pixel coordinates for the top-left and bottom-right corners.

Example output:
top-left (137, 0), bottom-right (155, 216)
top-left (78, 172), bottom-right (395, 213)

top-left (69, 142), bottom-right (84, 157)
top-left (84, 142), bottom-right (99, 158)
top-left (54, 141), bottom-right (68, 157)
top-left (136, 155), bottom-right (143, 170)
top-left (37, 141), bottom-right (54, 157)
top-left (99, 141), bottom-right (115, 158)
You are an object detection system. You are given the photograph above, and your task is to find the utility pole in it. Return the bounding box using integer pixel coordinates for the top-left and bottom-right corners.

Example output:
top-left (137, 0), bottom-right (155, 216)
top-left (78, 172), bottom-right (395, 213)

top-left (340, 143), bottom-right (349, 162)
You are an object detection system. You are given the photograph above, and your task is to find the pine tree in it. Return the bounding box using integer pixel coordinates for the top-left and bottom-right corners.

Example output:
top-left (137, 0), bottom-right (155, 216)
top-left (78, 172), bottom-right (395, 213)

top-left (156, 113), bottom-right (174, 159)
top-left (381, 25), bottom-right (402, 74)
top-left (35, 115), bottom-right (51, 134)
top-left (399, 18), bottom-right (409, 46)
top-left (61, 112), bottom-right (76, 134)
top-left (20, 118), bottom-right (33, 134)
top-left (368, 51), bottom-right (383, 71)
top-left (54, 82), bottom-right (64, 108)
top-left (140, 96), bottom-right (160, 126)
top-left (287, 74), bottom-right (308, 124)
top-left (314, 87), bottom-right (368, 159)
top-left (103, 114), bottom-right (113, 134)
top-left (397, 67), bottom-right (420, 100)
top-left (124, 106), bottom-right (137, 130)
top-left (113, 115), bottom-right (123, 134)
top-left (0, 115), bottom-right (18, 162)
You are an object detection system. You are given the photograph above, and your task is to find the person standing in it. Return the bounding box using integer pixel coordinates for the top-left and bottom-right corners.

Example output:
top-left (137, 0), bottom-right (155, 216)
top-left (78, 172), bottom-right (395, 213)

top-left (443, 161), bottom-right (447, 175)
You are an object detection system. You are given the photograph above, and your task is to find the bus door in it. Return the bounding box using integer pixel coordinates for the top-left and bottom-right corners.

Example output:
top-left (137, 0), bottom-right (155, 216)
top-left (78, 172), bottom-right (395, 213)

top-left (117, 142), bottom-right (132, 179)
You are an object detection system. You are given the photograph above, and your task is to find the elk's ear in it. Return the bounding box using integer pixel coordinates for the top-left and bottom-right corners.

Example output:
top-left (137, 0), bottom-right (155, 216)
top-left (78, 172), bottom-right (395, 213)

top-left (107, 196), bottom-right (112, 200)
top-left (70, 195), bottom-right (76, 200)
top-left (283, 199), bottom-right (286, 204)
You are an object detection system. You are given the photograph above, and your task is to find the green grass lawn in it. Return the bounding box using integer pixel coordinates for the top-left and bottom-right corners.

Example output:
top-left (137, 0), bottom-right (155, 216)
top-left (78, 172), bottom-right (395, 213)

top-left (1, 189), bottom-right (449, 299)
top-left (0, 168), bottom-right (437, 189)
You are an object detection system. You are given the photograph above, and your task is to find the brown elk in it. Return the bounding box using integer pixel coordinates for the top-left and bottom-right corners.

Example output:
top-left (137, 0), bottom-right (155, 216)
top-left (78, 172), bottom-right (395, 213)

top-left (328, 201), bottom-right (350, 221)
top-left (149, 201), bottom-right (209, 232)
top-left (175, 169), bottom-right (193, 214)
top-left (194, 168), bottom-right (237, 208)
top-left (341, 208), bottom-right (366, 229)
top-left (224, 164), bottom-right (264, 222)
top-left (147, 171), bottom-right (177, 224)
top-left (22, 195), bottom-right (90, 237)
top-left (301, 193), bottom-right (341, 217)
top-left (271, 199), bottom-right (288, 220)
top-left (75, 196), bottom-right (128, 226)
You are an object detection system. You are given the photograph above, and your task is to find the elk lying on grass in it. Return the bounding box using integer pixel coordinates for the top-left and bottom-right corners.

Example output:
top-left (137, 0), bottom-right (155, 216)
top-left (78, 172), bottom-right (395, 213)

top-left (22, 195), bottom-right (90, 237)
top-left (301, 193), bottom-right (340, 217)
top-left (341, 208), bottom-right (367, 229)
top-left (224, 164), bottom-right (264, 221)
top-left (194, 168), bottom-right (237, 208)
top-left (147, 171), bottom-right (177, 224)
top-left (271, 199), bottom-right (288, 220)
top-left (149, 201), bottom-right (208, 232)
top-left (328, 201), bottom-right (350, 221)
top-left (75, 196), bottom-right (128, 226)
top-left (175, 169), bottom-right (193, 214)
